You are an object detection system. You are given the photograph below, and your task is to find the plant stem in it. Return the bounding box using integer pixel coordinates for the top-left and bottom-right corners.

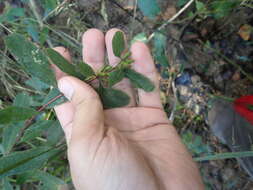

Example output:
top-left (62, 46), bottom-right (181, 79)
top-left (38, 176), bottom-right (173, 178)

top-left (0, 23), bottom-right (13, 33)
top-left (15, 93), bottom-right (65, 143)
top-left (25, 93), bottom-right (64, 127)
top-left (148, 0), bottom-right (195, 41)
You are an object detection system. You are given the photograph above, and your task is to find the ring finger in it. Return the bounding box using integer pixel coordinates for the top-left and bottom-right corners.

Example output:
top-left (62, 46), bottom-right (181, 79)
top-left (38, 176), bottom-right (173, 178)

top-left (105, 28), bottom-right (136, 107)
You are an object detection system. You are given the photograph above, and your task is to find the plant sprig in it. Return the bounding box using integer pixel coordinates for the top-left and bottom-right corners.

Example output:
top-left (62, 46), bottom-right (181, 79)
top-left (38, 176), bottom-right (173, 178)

top-left (45, 31), bottom-right (154, 109)
top-left (1, 31), bottom-right (155, 129)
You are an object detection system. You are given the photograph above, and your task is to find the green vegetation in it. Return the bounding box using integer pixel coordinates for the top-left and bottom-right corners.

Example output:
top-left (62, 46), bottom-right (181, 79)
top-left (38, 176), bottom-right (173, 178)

top-left (0, 0), bottom-right (252, 188)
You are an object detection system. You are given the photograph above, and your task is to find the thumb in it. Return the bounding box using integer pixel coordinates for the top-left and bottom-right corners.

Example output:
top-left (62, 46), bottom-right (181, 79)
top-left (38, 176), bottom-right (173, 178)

top-left (58, 76), bottom-right (104, 145)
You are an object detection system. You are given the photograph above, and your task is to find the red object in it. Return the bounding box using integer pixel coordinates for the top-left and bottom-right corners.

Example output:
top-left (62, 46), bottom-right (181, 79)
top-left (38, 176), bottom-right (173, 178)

top-left (234, 95), bottom-right (253, 125)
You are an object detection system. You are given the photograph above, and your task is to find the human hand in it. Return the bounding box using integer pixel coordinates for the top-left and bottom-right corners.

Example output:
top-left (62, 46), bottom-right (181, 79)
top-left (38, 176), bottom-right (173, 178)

top-left (53, 28), bottom-right (204, 190)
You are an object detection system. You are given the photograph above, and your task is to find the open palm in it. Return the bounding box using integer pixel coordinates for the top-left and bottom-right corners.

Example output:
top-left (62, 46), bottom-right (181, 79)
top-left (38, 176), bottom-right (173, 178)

top-left (54, 29), bottom-right (203, 190)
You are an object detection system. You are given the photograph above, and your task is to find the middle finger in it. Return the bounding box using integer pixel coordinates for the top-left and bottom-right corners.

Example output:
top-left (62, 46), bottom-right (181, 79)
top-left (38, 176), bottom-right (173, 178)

top-left (82, 29), bottom-right (105, 72)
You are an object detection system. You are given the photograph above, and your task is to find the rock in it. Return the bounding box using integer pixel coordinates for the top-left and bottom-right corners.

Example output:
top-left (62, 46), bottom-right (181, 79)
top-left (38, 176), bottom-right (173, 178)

top-left (175, 71), bottom-right (210, 115)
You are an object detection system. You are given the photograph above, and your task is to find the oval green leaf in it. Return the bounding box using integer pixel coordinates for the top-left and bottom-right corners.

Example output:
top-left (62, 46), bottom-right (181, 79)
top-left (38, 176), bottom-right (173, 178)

top-left (3, 122), bottom-right (24, 155)
top-left (76, 62), bottom-right (95, 78)
top-left (108, 69), bottom-right (124, 87)
top-left (46, 48), bottom-right (81, 78)
top-left (98, 86), bottom-right (130, 109)
top-left (0, 106), bottom-right (38, 125)
top-left (125, 68), bottom-right (155, 92)
top-left (21, 120), bottom-right (55, 142)
top-left (112, 31), bottom-right (125, 58)
top-left (0, 146), bottom-right (62, 179)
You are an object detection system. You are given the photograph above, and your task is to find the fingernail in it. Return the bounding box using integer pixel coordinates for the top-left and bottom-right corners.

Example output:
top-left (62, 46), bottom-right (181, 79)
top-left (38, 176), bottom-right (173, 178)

top-left (58, 79), bottom-right (74, 100)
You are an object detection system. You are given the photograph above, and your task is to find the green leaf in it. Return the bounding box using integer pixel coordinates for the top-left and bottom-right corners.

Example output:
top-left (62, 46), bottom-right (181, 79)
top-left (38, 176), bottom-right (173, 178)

top-left (13, 92), bottom-right (39, 107)
top-left (210, 0), bottom-right (238, 19)
top-left (5, 34), bottom-right (56, 86)
top-left (108, 69), bottom-right (124, 87)
top-left (39, 27), bottom-right (49, 45)
top-left (98, 86), bottom-right (130, 109)
top-left (177, 0), bottom-right (190, 7)
top-left (33, 171), bottom-right (65, 190)
top-left (131, 33), bottom-right (148, 45)
top-left (43, 0), bottom-right (58, 16)
top-left (21, 120), bottom-right (55, 142)
top-left (15, 170), bottom-right (37, 185)
top-left (25, 77), bottom-right (50, 91)
top-left (26, 20), bottom-right (39, 43)
top-left (0, 146), bottom-right (62, 179)
top-left (0, 107), bottom-right (38, 125)
top-left (112, 31), bottom-right (125, 58)
top-left (76, 62), bottom-right (95, 78)
top-left (137, 0), bottom-right (161, 19)
top-left (153, 32), bottom-right (166, 56)
top-left (46, 121), bottom-right (64, 146)
top-left (15, 170), bottom-right (65, 189)
top-left (125, 68), bottom-right (155, 92)
top-left (13, 93), bottom-right (32, 107)
top-left (3, 123), bottom-right (24, 155)
top-left (195, 0), bottom-right (205, 11)
top-left (0, 8), bottom-right (25, 22)
top-left (46, 48), bottom-right (81, 78)
top-left (153, 32), bottom-right (169, 67)
top-left (101, 65), bottom-right (114, 73)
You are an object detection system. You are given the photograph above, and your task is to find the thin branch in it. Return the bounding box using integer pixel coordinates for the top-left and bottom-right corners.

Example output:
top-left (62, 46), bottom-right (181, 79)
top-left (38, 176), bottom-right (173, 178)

top-left (109, 0), bottom-right (151, 30)
top-left (42, 0), bottom-right (69, 22)
top-left (0, 23), bottom-right (13, 33)
top-left (16, 93), bottom-right (64, 143)
top-left (148, 0), bottom-right (195, 41)
top-left (169, 81), bottom-right (178, 122)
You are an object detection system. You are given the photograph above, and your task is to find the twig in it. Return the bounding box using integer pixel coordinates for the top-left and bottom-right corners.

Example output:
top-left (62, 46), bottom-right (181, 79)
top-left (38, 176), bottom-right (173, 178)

top-left (42, 0), bottom-right (69, 22)
top-left (148, 0), bottom-right (195, 41)
top-left (129, 0), bottom-right (138, 39)
top-left (25, 93), bottom-right (63, 126)
top-left (169, 81), bottom-right (178, 122)
top-left (109, 0), bottom-right (151, 30)
top-left (208, 94), bottom-right (234, 102)
top-left (15, 93), bottom-right (64, 143)
top-left (0, 23), bottom-right (13, 33)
